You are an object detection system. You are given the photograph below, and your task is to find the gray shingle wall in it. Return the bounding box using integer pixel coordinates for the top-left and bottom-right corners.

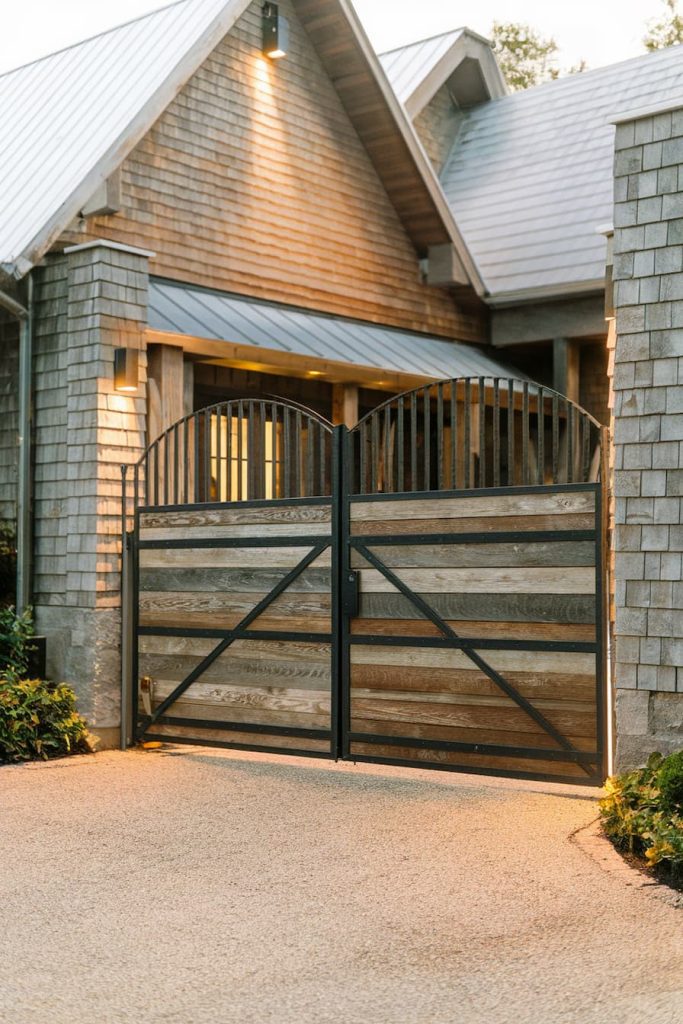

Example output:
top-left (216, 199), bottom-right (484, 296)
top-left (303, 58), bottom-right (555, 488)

top-left (0, 312), bottom-right (19, 526)
top-left (613, 109), bottom-right (683, 766)
top-left (33, 242), bottom-right (149, 736)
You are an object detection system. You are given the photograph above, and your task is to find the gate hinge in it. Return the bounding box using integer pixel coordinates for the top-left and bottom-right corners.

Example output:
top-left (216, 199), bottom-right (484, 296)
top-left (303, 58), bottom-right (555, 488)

top-left (140, 675), bottom-right (155, 717)
top-left (342, 570), bottom-right (360, 618)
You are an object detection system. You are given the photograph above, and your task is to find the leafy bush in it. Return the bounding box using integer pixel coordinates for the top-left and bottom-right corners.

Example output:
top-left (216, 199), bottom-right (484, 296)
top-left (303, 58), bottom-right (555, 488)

top-left (0, 607), bottom-right (93, 763)
top-left (0, 678), bottom-right (93, 762)
top-left (600, 751), bottom-right (683, 879)
top-left (0, 605), bottom-right (35, 682)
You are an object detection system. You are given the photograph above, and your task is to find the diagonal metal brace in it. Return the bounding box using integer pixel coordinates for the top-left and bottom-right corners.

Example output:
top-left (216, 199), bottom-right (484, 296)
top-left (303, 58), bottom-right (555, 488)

top-left (140, 540), bottom-right (330, 732)
top-left (354, 543), bottom-right (585, 762)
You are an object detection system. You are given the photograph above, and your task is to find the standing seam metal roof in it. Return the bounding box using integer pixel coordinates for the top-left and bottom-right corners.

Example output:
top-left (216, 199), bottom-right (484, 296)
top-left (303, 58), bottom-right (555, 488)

top-left (148, 278), bottom-right (522, 380)
top-left (0, 0), bottom-right (249, 276)
top-left (379, 30), bottom-right (464, 106)
top-left (440, 44), bottom-right (683, 299)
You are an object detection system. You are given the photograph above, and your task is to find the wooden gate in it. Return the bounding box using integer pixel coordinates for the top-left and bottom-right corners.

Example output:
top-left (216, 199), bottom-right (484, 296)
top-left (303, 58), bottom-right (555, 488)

top-left (124, 380), bottom-right (608, 784)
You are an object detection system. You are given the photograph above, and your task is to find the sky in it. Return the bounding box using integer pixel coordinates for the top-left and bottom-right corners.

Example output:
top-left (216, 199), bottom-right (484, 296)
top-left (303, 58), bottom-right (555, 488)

top-left (0, 0), bottom-right (672, 76)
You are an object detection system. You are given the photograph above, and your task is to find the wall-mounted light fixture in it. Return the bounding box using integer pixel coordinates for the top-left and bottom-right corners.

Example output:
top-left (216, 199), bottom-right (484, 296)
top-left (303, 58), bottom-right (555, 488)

top-left (114, 348), bottom-right (139, 392)
top-left (263, 2), bottom-right (288, 59)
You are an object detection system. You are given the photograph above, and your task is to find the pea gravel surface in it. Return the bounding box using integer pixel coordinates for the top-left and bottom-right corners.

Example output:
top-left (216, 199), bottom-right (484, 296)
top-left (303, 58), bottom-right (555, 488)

top-left (0, 747), bottom-right (680, 1024)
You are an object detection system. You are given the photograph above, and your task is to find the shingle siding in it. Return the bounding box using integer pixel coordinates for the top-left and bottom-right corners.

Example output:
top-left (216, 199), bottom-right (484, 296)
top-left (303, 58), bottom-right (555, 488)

top-left (613, 107), bottom-right (683, 767)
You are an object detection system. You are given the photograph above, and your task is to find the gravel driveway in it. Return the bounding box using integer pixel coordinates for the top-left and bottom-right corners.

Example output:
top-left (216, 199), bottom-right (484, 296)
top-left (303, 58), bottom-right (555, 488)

top-left (0, 747), bottom-right (681, 1024)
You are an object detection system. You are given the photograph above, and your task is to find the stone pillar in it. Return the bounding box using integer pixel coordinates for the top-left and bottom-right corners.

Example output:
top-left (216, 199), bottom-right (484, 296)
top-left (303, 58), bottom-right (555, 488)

top-left (34, 240), bottom-right (152, 746)
top-left (611, 108), bottom-right (683, 767)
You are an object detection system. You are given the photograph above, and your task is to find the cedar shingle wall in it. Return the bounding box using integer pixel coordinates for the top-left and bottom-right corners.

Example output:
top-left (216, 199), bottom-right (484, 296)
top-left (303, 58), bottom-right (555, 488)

top-left (60, 0), bottom-right (485, 342)
top-left (0, 313), bottom-right (18, 525)
top-left (413, 83), bottom-right (462, 175)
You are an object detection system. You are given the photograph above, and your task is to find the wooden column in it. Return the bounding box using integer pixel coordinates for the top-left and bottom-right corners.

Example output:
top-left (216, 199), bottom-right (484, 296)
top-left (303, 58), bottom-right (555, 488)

top-left (147, 344), bottom-right (186, 443)
top-left (332, 383), bottom-right (359, 428)
top-left (553, 337), bottom-right (579, 403)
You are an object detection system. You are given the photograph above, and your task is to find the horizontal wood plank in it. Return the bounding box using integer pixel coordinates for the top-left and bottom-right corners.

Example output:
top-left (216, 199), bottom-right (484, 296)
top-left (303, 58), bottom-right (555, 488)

top-left (350, 717), bottom-right (596, 752)
top-left (139, 653), bottom-right (331, 690)
top-left (139, 504), bottom-right (332, 530)
top-left (140, 522), bottom-right (332, 542)
top-left (139, 636), bottom-right (331, 662)
top-left (139, 546), bottom-right (331, 569)
top-left (351, 540), bottom-right (595, 570)
top-left (358, 592), bottom-right (596, 623)
top-left (146, 723), bottom-right (331, 753)
top-left (351, 664), bottom-right (596, 701)
top-left (139, 567), bottom-right (331, 593)
top-left (351, 513), bottom-right (596, 536)
top-left (350, 618), bottom-right (595, 642)
top-left (351, 491), bottom-right (595, 523)
top-left (357, 566), bottom-right (595, 594)
top-left (349, 645), bottom-right (595, 675)
top-left (349, 742), bottom-right (588, 779)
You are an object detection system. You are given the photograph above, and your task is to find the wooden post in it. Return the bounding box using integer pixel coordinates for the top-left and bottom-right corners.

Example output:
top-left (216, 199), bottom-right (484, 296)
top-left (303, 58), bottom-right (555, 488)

top-left (332, 383), bottom-right (359, 428)
top-left (552, 337), bottom-right (580, 403)
top-left (147, 344), bottom-right (186, 441)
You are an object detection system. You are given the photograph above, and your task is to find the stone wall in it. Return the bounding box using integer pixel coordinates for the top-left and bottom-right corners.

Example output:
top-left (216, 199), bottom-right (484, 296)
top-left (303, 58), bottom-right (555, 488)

top-left (612, 107), bottom-right (683, 766)
top-left (32, 241), bottom-right (149, 744)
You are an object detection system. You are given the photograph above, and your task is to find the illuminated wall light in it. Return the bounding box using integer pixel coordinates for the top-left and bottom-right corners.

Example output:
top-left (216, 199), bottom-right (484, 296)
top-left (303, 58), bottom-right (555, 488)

top-left (114, 348), bottom-right (139, 392)
top-left (263, 2), bottom-right (289, 59)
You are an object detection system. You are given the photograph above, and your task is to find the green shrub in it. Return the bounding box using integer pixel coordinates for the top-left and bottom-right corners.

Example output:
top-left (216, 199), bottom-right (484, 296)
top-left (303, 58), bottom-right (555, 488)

top-left (600, 750), bottom-right (683, 879)
top-left (0, 605), bottom-right (35, 682)
top-left (0, 678), bottom-right (93, 762)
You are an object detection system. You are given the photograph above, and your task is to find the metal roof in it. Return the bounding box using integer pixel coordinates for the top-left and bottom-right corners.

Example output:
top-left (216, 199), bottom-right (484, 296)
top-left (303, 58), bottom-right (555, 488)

top-left (0, 0), bottom-right (250, 278)
top-left (379, 30), bottom-right (464, 106)
top-left (440, 44), bottom-right (683, 302)
top-left (148, 278), bottom-right (520, 380)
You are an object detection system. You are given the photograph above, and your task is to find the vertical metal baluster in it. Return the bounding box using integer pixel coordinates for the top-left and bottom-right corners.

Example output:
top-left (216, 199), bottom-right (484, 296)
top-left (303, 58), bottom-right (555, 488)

top-left (582, 415), bottom-right (590, 482)
top-left (383, 404), bottom-right (391, 493)
top-left (153, 443), bottom-right (159, 506)
top-left (237, 402), bottom-right (244, 501)
top-left (258, 401), bottom-right (267, 500)
top-left (437, 383), bottom-right (444, 491)
top-left (537, 387), bottom-right (545, 486)
top-left (294, 410), bottom-right (302, 497)
top-left (478, 377), bottom-right (486, 488)
top-left (215, 405), bottom-right (222, 502)
top-left (201, 409), bottom-right (209, 502)
top-left (423, 386), bottom-right (431, 491)
top-left (248, 403), bottom-right (257, 500)
top-left (163, 430), bottom-right (169, 506)
top-left (410, 392), bottom-right (417, 491)
top-left (522, 382), bottom-right (529, 485)
top-left (193, 414), bottom-right (200, 503)
top-left (135, 463), bottom-right (141, 513)
top-left (450, 381), bottom-right (457, 490)
top-left (493, 379), bottom-right (500, 488)
top-left (567, 401), bottom-right (574, 484)
top-left (464, 379), bottom-right (471, 489)
top-left (182, 417), bottom-right (189, 505)
top-left (371, 413), bottom-right (379, 493)
top-left (271, 403), bottom-right (278, 499)
top-left (397, 395), bottom-right (405, 493)
top-left (225, 405), bottom-right (233, 502)
top-left (552, 392), bottom-right (559, 485)
top-left (358, 420), bottom-right (366, 495)
top-left (173, 424), bottom-right (179, 505)
top-left (318, 421), bottom-right (325, 496)
top-left (507, 379), bottom-right (514, 486)
top-left (283, 406), bottom-right (291, 499)
top-left (306, 416), bottom-right (315, 498)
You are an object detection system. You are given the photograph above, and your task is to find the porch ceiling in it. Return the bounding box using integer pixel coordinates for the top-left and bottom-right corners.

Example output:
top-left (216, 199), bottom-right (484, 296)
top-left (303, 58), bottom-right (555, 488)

top-left (146, 278), bottom-right (520, 389)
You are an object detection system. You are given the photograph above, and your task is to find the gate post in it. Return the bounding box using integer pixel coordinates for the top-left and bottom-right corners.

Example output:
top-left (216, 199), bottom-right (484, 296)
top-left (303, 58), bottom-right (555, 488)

top-left (120, 466), bottom-right (134, 750)
top-left (331, 424), bottom-right (346, 761)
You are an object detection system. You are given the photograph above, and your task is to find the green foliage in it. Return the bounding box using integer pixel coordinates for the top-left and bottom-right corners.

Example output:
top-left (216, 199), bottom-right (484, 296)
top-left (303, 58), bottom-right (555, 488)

top-left (644, 0), bottom-right (683, 51)
top-left (491, 21), bottom-right (559, 90)
top-left (0, 521), bottom-right (16, 608)
top-left (0, 678), bottom-right (93, 762)
top-left (600, 751), bottom-right (683, 878)
top-left (0, 605), bottom-right (35, 683)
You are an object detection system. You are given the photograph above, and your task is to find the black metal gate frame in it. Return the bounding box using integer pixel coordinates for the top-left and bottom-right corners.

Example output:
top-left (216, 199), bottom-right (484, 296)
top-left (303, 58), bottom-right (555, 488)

top-left (133, 426), bottom-right (344, 759)
top-left (130, 425), bottom-right (607, 785)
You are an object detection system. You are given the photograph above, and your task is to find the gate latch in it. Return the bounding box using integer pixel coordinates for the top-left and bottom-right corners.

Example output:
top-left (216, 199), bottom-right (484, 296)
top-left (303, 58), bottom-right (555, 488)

top-left (342, 571), bottom-right (360, 618)
top-left (140, 676), bottom-right (155, 717)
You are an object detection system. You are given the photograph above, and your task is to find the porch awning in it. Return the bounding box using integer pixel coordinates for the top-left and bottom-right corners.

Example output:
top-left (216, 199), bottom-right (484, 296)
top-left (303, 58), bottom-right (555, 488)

top-left (147, 278), bottom-right (520, 382)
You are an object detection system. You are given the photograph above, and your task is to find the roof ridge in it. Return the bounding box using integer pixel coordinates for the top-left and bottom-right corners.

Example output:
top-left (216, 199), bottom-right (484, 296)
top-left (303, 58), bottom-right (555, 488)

top-left (0, 0), bottom-right (188, 79)
top-left (379, 27), bottom-right (465, 58)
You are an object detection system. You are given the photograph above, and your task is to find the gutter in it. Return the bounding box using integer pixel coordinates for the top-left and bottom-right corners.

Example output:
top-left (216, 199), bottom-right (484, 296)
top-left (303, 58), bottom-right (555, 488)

top-left (0, 276), bottom-right (33, 612)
